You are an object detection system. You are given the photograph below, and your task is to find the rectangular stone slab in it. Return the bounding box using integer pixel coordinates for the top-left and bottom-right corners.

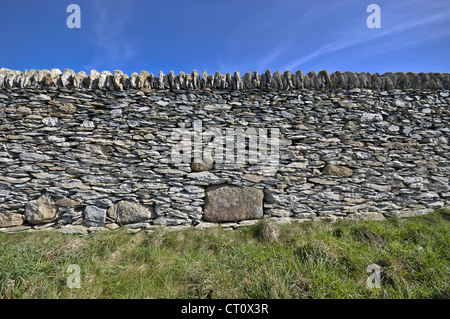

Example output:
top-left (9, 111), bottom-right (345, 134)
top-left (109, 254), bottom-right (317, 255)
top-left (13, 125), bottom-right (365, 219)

top-left (203, 185), bottom-right (263, 222)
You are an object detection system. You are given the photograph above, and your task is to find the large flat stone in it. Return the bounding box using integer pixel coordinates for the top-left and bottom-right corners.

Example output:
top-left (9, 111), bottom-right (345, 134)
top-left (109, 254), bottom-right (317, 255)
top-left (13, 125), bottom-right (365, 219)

top-left (203, 185), bottom-right (263, 222)
top-left (57, 225), bottom-right (89, 235)
top-left (187, 171), bottom-right (226, 185)
top-left (346, 212), bottom-right (385, 221)
top-left (19, 152), bottom-right (51, 162)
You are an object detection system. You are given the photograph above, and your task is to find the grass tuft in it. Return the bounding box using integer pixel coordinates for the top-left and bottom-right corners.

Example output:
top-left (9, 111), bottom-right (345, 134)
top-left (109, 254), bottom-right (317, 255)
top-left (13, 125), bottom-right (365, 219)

top-left (254, 219), bottom-right (280, 243)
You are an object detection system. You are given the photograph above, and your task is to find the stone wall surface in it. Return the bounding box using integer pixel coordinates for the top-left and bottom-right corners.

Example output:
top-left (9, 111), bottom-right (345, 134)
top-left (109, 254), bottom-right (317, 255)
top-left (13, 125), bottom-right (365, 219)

top-left (0, 68), bottom-right (449, 234)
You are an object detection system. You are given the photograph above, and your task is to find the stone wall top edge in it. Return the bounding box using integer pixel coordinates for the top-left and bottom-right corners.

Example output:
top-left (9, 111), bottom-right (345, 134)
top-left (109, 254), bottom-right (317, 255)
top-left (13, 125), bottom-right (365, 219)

top-left (0, 68), bottom-right (449, 91)
top-left (1, 86), bottom-right (448, 95)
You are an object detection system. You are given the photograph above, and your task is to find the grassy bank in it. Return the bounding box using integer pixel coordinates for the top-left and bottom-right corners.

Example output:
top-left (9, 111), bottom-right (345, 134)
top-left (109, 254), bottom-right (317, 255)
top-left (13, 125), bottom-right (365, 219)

top-left (1, 208), bottom-right (449, 299)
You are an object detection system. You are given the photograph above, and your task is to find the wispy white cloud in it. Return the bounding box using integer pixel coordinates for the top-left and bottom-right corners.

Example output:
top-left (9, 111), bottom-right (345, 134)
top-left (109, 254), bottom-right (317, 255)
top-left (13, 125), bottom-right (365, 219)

top-left (284, 10), bottom-right (450, 71)
top-left (250, 0), bottom-right (360, 72)
top-left (404, 30), bottom-right (450, 46)
top-left (255, 47), bottom-right (285, 71)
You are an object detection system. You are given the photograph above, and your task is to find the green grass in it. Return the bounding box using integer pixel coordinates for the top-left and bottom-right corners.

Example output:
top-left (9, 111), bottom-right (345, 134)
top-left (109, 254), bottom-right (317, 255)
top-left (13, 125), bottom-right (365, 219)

top-left (1, 208), bottom-right (449, 299)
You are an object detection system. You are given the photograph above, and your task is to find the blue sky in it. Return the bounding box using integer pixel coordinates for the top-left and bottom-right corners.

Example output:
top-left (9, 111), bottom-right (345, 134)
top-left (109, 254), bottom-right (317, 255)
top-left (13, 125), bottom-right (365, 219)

top-left (0, 0), bottom-right (449, 76)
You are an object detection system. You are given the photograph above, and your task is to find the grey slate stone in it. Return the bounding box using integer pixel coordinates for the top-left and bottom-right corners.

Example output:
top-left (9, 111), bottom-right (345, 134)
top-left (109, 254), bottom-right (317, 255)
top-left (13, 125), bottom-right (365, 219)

top-left (84, 205), bottom-right (106, 227)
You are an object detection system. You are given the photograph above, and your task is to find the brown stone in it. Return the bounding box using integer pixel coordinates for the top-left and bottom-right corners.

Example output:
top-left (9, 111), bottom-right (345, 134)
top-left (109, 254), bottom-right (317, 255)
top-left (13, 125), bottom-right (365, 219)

top-left (0, 212), bottom-right (24, 227)
top-left (55, 198), bottom-right (82, 208)
top-left (24, 194), bottom-right (57, 224)
top-left (242, 174), bottom-right (266, 183)
top-left (321, 164), bottom-right (353, 177)
top-left (203, 185), bottom-right (264, 222)
top-left (191, 156), bottom-right (214, 172)
top-left (107, 200), bottom-right (152, 225)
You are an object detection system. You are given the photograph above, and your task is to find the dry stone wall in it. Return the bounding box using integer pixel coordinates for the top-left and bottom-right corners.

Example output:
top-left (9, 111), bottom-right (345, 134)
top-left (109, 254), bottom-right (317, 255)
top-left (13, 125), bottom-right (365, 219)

top-left (0, 68), bottom-right (449, 234)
